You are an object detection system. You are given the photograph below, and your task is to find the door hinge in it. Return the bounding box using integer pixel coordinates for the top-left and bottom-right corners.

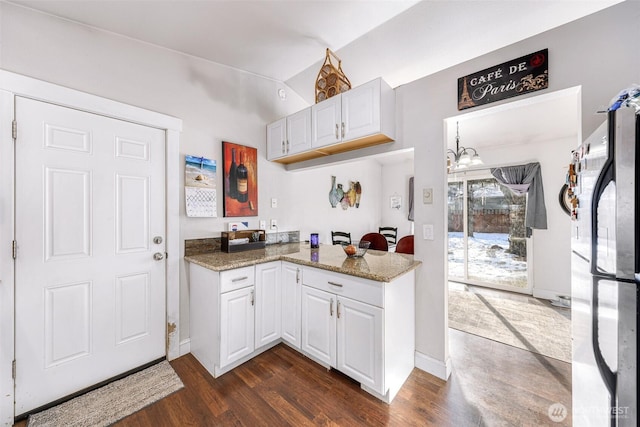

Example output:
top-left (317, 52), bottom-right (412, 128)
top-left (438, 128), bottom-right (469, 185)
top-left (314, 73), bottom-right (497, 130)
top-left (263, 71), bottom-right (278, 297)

top-left (12, 120), bottom-right (17, 140)
top-left (12, 240), bottom-right (16, 259)
top-left (12, 360), bottom-right (16, 379)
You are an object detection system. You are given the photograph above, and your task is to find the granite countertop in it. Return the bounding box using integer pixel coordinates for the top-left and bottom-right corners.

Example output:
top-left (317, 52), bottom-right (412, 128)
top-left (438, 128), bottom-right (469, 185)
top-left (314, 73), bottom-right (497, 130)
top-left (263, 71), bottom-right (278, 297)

top-left (185, 243), bottom-right (421, 283)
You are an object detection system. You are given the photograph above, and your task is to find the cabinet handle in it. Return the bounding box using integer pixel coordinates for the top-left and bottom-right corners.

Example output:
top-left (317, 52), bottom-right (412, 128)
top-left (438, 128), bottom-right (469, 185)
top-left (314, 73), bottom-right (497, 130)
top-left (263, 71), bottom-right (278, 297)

top-left (335, 123), bottom-right (339, 139)
top-left (231, 276), bottom-right (248, 282)
top-left (328, 281), bottom-right (343, 287)
top-left (286, 140), bottom-right (290, 153)
top-left (337, 301), bottom-right (341, 319)
top-left (281, 140), bottom-right (285, 154)
top-left (341, 122), bottom-right (345, 138)
top-left (251, 290), bottom-right (255, 306)
top-left (330, 298), bottom-right (334, 316)
top-left (296, 268), bottom-right (300, 284)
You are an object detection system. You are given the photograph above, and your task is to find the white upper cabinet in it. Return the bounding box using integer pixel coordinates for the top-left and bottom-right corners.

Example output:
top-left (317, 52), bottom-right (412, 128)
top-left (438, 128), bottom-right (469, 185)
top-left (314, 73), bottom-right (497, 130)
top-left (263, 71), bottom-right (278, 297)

top-left (286, 108), bottom-right (312, 156)
top-left (341, 78), bottom-right (382, 142)
top-left (268, 77), bottom-right (395, 164)
top-left (311, 95), bottom-right (341, 148)
top-left (266, 118), bottom-right (286, 160)
top-left (267, 108), bottom-right (312, 161)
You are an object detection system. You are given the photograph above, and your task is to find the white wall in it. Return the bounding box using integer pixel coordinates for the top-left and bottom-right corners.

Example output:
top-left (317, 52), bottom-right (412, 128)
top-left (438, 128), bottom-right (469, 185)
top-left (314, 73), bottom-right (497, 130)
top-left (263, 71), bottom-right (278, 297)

top-left (380, 158), bottom-right (414, 239)
top-left (0, 2), bottom-right (309, 341)
top-left (0, 2), bottom-right (391, 343)
top-left (2, 0), bottom-right (639, 383)
top-left (394, 2), bottom-right (639, 372)
top-left (288, 159), bottom-right (383, 245)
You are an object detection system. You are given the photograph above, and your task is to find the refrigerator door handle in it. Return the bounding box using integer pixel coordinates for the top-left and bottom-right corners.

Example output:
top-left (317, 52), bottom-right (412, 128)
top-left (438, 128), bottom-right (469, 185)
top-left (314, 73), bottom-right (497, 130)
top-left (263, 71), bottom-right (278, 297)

top-left (591, 111), bottom-right (616, 277)
top-left (591, 276), bottom-right (617, 427)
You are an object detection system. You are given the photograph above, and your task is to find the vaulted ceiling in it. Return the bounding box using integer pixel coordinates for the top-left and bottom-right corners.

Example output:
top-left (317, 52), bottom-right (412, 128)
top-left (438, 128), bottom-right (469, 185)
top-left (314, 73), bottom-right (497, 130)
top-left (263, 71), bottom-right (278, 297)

top-left (10, 0), bottom-right (621, 102)
top-left (7, 0), bottom-right (623, 160)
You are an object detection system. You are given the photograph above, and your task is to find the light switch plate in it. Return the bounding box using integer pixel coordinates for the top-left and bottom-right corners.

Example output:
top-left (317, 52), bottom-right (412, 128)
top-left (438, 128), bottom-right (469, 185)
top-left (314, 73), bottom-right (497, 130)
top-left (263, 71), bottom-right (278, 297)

top-left (259, 220), bottom-right (266, 230)
top-left (423, 224), bottom-right (434, 240)
top-left (271, 198), bottom-right (278, 208)
top-left (423, 188), bottom-right (433, 204)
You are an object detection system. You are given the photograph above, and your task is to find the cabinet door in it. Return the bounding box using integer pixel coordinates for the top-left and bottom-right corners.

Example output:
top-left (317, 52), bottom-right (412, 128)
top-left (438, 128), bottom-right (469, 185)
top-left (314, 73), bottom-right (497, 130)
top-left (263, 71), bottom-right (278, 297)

top-left (255, 262), bottom-right (281, 348)
top-left (266, 118), bottom-right (286, 160)
top-left (311, 95), bottom-right (341, 148)
top-left (281, 262), bottom-right (301, 348)
top-left (301, 286), bottom-right (336, 367)
top-left (336, 296), bottom-right (384, 394)
top-left (220, 286), bottom-right (255, 368)
top-left (341, 79), bottom-right (381, 141)
top-left (286, 107), bottom-right (312, 155)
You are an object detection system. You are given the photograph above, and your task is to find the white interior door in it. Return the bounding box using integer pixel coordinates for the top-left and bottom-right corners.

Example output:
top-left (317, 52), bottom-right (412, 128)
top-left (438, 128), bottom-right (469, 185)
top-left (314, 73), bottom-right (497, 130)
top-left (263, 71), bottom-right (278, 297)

top-left (14, 97), bottom-right (166, 415)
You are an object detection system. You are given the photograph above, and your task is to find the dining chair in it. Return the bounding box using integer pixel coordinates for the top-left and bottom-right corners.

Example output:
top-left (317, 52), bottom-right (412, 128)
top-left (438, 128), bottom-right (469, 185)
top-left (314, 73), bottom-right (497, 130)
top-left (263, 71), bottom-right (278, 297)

top-left (395, 235), bottom-right (414, 254)
top-left (378, 226), bottom-right (398, 245)
top-left (331, 231), bottom-right (352, 245)
top-left (360, 232), bottom-right (389, 251)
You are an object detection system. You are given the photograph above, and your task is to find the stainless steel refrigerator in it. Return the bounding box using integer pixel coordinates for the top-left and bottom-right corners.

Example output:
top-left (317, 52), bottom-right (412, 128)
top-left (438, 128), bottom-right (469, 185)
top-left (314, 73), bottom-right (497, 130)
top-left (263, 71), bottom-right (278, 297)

top-left (571, 105), bottom-right (638, 426)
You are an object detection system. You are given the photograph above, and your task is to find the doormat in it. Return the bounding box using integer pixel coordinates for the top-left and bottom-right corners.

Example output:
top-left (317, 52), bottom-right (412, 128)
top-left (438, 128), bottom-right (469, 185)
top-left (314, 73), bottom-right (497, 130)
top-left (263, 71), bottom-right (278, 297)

top-left (449, 286), bottom-right (571, 363)
top-left (27, 360), bottom-right (183, 427)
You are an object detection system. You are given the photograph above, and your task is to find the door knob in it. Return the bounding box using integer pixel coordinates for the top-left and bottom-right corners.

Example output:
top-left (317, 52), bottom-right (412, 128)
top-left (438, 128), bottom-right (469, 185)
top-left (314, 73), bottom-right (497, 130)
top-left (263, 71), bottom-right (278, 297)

top-left (153, 252), bottom-right (165, 261)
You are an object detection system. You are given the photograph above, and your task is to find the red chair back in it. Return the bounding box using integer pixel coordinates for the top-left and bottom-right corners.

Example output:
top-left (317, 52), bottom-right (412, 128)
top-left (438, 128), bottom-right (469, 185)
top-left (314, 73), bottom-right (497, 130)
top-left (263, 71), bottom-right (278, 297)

top-left (395, 235), bottom-right (414, 254)
top-left (360, 233), bottom-right (389, 251)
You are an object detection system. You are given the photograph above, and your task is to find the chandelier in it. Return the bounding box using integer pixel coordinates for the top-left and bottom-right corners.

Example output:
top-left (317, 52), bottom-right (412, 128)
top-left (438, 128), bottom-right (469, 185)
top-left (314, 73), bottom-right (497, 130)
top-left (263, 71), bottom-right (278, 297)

top-left (447, 121), bottom-right (483, 172)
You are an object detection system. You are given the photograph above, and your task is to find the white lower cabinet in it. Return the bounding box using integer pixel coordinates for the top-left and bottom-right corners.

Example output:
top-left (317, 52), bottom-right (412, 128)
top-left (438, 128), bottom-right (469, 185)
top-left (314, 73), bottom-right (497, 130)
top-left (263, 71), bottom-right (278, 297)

top-left (281, 262), bottom-right (302, 348)
top-left (189, 262), bottom-right (281, 378)
top-left (220, 286), bottom-right (255, 367)
top-left (255, 262), bottom-right (281, 348)
top-left (189, 260), bottom-right (414, 403)
top-left (301, 285), bottom-right (383, 394)
top-left (336, 296), bottom-right (383, 393)
top-left (301, 286), bottom-right (336, 367)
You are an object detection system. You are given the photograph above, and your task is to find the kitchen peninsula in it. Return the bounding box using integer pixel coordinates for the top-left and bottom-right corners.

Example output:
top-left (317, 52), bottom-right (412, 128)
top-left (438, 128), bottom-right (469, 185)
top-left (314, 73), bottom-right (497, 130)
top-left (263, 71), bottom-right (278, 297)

top-left (186, 243), bottom-right (420, 403)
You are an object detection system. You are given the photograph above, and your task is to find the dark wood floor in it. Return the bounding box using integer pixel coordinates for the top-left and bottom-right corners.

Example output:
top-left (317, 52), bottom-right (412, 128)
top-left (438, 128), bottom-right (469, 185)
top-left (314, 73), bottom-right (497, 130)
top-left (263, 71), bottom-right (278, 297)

top-left (126, 329), bottom-right (571, 426)
top-left (17, 329), bottom-right (572, 426)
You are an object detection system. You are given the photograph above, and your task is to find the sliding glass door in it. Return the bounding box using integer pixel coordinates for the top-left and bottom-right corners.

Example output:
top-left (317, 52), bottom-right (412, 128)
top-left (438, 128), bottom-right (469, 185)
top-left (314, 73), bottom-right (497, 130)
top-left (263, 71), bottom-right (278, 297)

top-left (448, 173), bottom-right (531, 293)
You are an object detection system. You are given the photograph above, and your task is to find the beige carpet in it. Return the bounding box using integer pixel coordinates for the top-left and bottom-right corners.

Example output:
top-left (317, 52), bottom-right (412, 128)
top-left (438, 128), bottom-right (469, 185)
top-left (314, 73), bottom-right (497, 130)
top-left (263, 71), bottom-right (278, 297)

top-left (28, 360), bottom-right (183, 427)
top-left (448, 286), bottom-right (571, 363)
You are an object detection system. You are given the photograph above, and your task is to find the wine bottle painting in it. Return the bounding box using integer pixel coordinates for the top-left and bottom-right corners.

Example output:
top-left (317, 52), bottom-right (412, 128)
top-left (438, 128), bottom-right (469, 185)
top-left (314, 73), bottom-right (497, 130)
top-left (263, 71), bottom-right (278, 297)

top-left (222, 141), bottom-right (258, 217)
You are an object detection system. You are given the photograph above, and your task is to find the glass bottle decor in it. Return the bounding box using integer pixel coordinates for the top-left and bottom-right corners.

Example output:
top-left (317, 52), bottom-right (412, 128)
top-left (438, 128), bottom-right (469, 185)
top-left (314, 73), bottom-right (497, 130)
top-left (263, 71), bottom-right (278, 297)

top-left (236, 151), bottom-right (248, 203)
top-left (336, 183), bottom-right (344, 203)
top-left (228, 148), bottom-right (238, 199)
top-left (347, 181), bottom-right (356, 207)
top-left (328, 175), bottom-right (339, 208)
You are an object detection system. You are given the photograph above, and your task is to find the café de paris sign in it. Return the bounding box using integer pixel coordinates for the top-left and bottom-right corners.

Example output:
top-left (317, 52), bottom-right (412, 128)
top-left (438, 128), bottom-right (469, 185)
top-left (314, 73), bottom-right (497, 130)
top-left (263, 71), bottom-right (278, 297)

top-left (458, 49), bottom-right (548, 110)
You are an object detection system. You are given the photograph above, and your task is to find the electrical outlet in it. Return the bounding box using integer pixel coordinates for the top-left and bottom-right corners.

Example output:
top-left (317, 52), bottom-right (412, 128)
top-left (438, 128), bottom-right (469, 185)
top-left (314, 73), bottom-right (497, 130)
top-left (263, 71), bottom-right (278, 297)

top-left (259, 220), bottom-right (266, 230)
top-left (423, 188), bottom-right (433, 204)
top-left (270, 219), bottom-right (277, 229)
top-left (271, 198), bottom-right (278, 208)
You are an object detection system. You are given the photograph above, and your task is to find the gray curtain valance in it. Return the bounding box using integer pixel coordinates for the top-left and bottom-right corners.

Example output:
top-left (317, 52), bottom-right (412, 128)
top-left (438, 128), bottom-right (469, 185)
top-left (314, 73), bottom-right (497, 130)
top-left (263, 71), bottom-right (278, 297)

top-left (491, 162), bottom-right (547, 236)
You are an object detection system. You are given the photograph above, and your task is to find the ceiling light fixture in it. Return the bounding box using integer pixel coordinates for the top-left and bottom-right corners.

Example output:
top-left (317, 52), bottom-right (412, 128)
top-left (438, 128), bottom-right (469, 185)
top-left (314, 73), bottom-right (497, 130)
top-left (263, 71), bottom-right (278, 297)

top-left (447, 121), bottom-right (483, 172)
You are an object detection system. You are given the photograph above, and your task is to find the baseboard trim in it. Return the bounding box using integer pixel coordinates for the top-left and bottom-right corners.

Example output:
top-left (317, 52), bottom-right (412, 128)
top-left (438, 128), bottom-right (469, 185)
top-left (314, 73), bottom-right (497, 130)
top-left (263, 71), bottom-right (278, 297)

top-left (179, 338), bottom-right (191, 357)
top-left (532, 288), bottom-right (565, 301)
top-left (415, 351), bottom-right (451, 380)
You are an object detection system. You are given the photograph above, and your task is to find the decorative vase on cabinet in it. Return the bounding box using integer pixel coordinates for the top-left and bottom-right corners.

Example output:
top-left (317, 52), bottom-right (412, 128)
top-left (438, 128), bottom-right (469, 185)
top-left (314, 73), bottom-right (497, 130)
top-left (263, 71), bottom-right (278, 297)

top-left (329, 175), bottom-right (340, 208)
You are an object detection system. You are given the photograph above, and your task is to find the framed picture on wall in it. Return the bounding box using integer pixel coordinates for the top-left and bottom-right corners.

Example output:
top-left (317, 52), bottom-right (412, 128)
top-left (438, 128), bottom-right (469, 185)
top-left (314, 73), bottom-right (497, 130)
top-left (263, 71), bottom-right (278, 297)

top-left (222, 141), bottom-right (258, 217)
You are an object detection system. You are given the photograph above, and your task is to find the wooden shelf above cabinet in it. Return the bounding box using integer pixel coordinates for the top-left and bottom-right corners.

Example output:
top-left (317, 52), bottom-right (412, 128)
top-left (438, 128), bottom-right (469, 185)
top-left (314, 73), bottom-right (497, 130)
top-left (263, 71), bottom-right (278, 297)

top-left (272, 133), bottom-right (393, 165)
